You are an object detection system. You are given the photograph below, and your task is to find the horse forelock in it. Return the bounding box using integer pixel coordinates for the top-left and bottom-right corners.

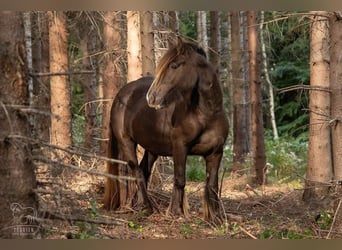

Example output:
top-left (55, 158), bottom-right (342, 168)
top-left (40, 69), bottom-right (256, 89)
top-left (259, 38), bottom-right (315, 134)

top-left (154, 40), bottom-right (206, 86)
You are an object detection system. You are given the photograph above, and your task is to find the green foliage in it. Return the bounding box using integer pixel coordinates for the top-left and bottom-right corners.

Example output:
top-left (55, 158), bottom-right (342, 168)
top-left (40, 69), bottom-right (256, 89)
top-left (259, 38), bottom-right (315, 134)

top-left (178, 11), bottom-right (197, 40)
top-left (74, 200), bottom-right (101, 239)
top-left (72, 113), bottom-right (85, 146)
top-left (316, 210), bottom-right (334, 230)
top-left (259, 228), bottom-right (313, 239)
top-left (265, 136), bottom-right (307, 184)
top-left (186, 156), bottom-right (206, 182)
top-left (265, 11), bottom-right (310, 137)
top-left (128, 221), bottom-right (143, 232)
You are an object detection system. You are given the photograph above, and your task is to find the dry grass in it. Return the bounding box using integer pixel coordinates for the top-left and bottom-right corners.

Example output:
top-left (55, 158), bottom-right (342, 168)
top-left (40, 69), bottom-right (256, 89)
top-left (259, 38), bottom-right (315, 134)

top-left (33, 150), bottom-right (342, 239)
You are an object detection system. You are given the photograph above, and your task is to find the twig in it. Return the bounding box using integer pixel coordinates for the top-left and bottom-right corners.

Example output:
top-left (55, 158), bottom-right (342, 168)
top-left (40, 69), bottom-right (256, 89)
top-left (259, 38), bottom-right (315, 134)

top-left (33, 156), bottom-right (135, 182)
top-left (278, 84), bottom-right (332, 94)
top-left (5, 104), bottom-right (57, 118)
top-left (29, 70), bottom-right (95, 77)
top-left (327, 198), bottom-right (342, 239)
top-left (0, 100), bottom-right (13, 134)
top-left (8, 134), bottom-right (127, 165)
top-left (245, 184), bottom-right (261, 196)
top-left (239, 225), bottom-right (257, 239)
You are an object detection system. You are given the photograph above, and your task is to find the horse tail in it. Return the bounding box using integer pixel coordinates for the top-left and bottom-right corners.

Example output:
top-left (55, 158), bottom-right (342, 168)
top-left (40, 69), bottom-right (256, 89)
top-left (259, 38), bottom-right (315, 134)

top-left (103, 124), bottom-right (120, 210)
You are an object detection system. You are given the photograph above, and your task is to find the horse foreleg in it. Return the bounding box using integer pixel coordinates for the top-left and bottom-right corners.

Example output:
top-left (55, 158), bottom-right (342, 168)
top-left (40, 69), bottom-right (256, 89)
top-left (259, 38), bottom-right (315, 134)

top-left (169, 145), bottom-right (189, 218)
top-left (204, 152), bottom-right (223, 224)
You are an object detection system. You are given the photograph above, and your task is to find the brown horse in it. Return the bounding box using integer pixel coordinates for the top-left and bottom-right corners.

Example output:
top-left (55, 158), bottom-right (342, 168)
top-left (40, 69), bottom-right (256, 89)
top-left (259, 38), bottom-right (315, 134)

top-left (103, 37), bottom-right (228, 223)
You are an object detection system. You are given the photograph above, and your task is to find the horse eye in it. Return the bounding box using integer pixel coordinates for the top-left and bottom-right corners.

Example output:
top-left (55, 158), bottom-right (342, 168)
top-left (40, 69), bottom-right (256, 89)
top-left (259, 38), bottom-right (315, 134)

top-left (170, 62), bottom-right (178, 69)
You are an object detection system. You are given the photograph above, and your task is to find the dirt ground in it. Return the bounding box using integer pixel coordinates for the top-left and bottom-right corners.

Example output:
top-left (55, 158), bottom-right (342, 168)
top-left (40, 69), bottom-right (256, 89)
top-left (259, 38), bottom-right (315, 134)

top-left (34, 160), bottom-right (342, 239)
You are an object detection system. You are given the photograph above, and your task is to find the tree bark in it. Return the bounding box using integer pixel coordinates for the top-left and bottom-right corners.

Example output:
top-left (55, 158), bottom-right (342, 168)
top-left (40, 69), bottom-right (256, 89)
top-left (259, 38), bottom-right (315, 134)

top-left (0, 11), bottom-right (37, 238)
top-left (79, 13), bottom-right (98, 151)
top-left (231, 11), bottom-right (246, 171)
top-left (196, 11), bottom-right (208, 55)
top-left (330, 12), bottom-right (342, 184)
top-left (127, 11), bottom-right (142, 82)
top-left (260, 11), bottom-right (278, 140)
top-left (247, 11), bottom-right (267, 185)
top-left (303, 11), bottom-right (332, 202)
top-left (328, 13), bottom-right (342, 237)
top-left (31, 11), bottom-right (50, 141)
top-left (168, 11), bottom-right (179, 45)
top-left (48, 11), bottom-right (72, 151)
top-left (100, 11), bottom-right (123, 156)
top-left (209, 11), bottom-right (220, 69)
top-left (140, 11), bottom-right (155, 77)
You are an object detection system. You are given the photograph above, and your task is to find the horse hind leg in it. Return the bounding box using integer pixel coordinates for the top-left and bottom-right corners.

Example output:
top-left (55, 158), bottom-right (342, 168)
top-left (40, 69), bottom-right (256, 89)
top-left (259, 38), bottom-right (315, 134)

top-left (120, 142), bottom-right (154, 215)
top-left (103, 128), bottom-right (120, 210)
top-left (203, 152), bottom-right (224, 224)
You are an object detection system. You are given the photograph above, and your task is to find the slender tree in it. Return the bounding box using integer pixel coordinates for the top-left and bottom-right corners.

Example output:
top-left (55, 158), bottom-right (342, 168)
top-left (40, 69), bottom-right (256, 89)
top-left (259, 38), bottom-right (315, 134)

top-left (231, 11), bottom-right (245, 171)
top-left (330, 12), bottom-right (342, 184)
top-left (100, 11), bottom-right (123, 156)
top-left (247, 11), bottom-right (267, 185)
top-left (168, 11), bottom-right (179, 44)
top-left (329, 11), bottom-right (342, 237)
top-left (196, 11), bottom-right (208, 55)
top-left (0, 11), bottom-right (37, 238)
top-left (127, 11), bottom-right (142, 82)
top-left (260, 11), bottom-right (278, 140)
top-left (328, 14), bottom-right (342, 236)
top-left (48, 11), bottom-right (72, 151)
top-left (140, 11), bottom-right (155, 77)
top-left (31, 11), bottom-right (50, 141)
top-left (209, 11), bottom-right (220, 68)
top-left (303, 11), bottom-right (332, 201)
top-left (79, 13), bottom-right (98, 150)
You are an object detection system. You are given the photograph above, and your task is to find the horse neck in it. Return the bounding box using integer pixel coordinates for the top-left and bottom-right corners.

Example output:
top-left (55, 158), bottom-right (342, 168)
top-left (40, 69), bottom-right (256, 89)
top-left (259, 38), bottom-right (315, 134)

top-left (197, 76), bottom-right (224, 116)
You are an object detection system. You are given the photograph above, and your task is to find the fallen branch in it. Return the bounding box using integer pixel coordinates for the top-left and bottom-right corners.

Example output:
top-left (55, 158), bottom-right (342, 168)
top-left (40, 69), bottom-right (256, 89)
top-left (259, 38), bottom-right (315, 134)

top-left (327, 198), bottom-right (342, 239)
top-left (39, 210), bottom-right (126, 226)
top-left (33, 156), bottom-right (135, 182)
top-left (239, 225), bottom-right (257, 239)
top-left (8, 134), bottom-right (127, 165)
top-left (29, 70), bottom-right (95, 77)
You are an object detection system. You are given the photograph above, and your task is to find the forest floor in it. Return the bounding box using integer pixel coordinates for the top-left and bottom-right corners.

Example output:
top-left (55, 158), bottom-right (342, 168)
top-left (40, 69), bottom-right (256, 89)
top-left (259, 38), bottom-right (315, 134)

top-left (35, 161), bottom-right (342, 239)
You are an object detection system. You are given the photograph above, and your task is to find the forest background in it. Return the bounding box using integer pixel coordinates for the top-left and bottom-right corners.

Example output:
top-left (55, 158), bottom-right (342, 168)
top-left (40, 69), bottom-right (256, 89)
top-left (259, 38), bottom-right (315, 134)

top-left (0, 11), bottom-right (342, 239)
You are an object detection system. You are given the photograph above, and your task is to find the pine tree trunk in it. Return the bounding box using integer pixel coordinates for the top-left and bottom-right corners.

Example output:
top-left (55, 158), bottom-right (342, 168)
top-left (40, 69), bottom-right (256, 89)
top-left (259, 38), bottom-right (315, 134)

top-left (140, 11), bottom-right (155, 77)
top-left (100, 11), bottom-right (122, 156)
top-left (247, 11), bottom-right (267, 185)
top-left (196, 11), bottom-right (208, 55)
top-left (0, 11), bottom-right (37, 238)
top-left (48, 11), bottom-right (72, 152)
top-left (168, 11), bottom-right (179, 44)
top-left (260, 11), bottom-right (278, 140)
top-left (209, 11), bottom-right (220, 68)
top-left (231, 11), bottom-right (247, 171)
top-left (31, 11), bottom-right (50, 141)
top-left (328, 13), bottom-right (342, 237)
top-left (79, 14), bottom-right (98, 151)
top-left (127, 11), bottom-right (142, 82)
top-left (303, 11), bottom-right (332, 202)
top-left (330, 12), bottom-right (342, 184)
top-left (117, 10), bottom-right (143, 209)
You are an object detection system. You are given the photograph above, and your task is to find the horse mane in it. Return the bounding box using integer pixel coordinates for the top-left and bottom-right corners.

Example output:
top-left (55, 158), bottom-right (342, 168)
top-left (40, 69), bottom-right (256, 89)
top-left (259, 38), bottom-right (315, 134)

top-left (155, 38), bottom-right (207, 83)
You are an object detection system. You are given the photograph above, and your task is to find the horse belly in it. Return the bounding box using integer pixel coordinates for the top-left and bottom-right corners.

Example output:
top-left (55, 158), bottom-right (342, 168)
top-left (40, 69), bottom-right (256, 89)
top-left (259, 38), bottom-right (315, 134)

top-left (131, 110), bottom-right (173, 156)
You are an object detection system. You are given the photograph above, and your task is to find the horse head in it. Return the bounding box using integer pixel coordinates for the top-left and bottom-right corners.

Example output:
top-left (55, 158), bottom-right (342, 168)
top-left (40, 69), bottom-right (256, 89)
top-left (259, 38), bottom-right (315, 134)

top-left (146, 37), bottom-right (212, 110)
